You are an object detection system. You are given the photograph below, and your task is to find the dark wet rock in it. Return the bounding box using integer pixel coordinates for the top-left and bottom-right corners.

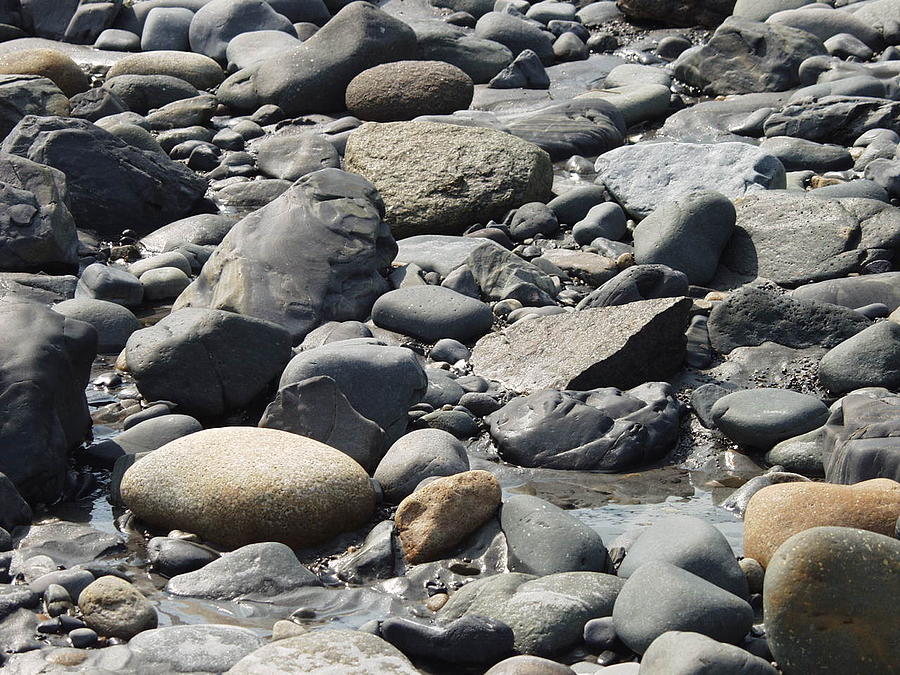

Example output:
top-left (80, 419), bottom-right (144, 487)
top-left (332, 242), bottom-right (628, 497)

top-left (487, 382), bottom-right (682, 470)
top-left (501, 494), bottom-right (608, 575)
top-left (175, 169), bottom-right (394, 343)
top-left (147, 537), bottom-right (219, 577)
top-left (595, 142), bottom-right (785, 219)
top-left (0, 74), bottom-right (68, 140)
top-left (255, 133), bottom-right (340, 182)
top-left (259, 375), bottom-right (383, 472)
top-left (819, 322), bottom-right (900, 394)
top-left (474, 12), bottom-right (554, 65)
top-left (27, 569), bottom-right (94, 603)
top-left (332, 519), bottom-right (396, 584)
top-left (0, 585), bottom-right (37, 618)
top-left (472, 297), bottom-right (691, 393)
top-left (1, 115), bottom-right (207, 236)
top-left (129, 624), bottom-right (264, 673)
top-left (69, 87), bottom-right (128, 122)
top-left (618, 515), bottom-right (748, 598)
top-left (488, 48), bottom-right (549, 89)
top-left (279, 341), bottom-right (426, 447)
top-left (764, 527), bottom-right (899, 675)
top-left (0, 608), bottom-right (40, 652)
top-left (52, 298), bottom-right (138, 352)
top-left (124, 308), bottom-right (292, 418)
top-left (0, 473), bottom-right (31, 532)
top-left (577, 265), bottom-right (689, 309)
top-left (0, 298), bottom-right (94, 502)
top-left (618, 0), bottom-right (735, 27)
top-left (441, 571), bottom-right (625, 656)
top-left (612, 562), bottom-right (754, 654)
top-left (15, 520), bottom-right (123, 570)
top-left (374, 429), bottom-right (469, 504)
top-left (466, 242), bottom-right (556, 306)
top-left (372, 286), bottom-right (493, 343)
top-left (75, 263), bottom-right (142, 307)
top-left (85, 414), bottom-right (202, 466)
top-left (641, 631), bottom-right (778, 675)
top-left (344, 121), bottom-right (552, 239)
top-left (707, 285), bottom-right (871, 355)
top-left (822, 389), bottom-right (900, 484)
top-left (0, 152), bottom-right (78, 274)
top-left (711, 388), bottom-right (829, 449)
top-left (675, 16), bottom-right (824, 95)
top-left (763, 96), bottom-right (900, 145)
top-left (381, 614), bottom-right (514, 664)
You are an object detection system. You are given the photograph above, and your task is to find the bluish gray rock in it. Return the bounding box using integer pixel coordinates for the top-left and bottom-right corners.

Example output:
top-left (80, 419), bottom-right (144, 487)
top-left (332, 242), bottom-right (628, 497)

top-left (332, 519), bottom-right (396, 583)
top-left (141, 7), bottom-right (194, 52)
top-left (372, 286), bottom-right (493, 344)
top-left (711, 388), bottom-right (829, 449)
top-left (767, 7), bottom-right (881, 49)
top-left (256, 132), bottom-right (340, 182)
top-left (104, 74), bottom-right (198, 115)
top-left (791, 272), bottom-right (900, 313)
top-left (85, 414), bottom-right (202, 466)
top-left (225, 29), bottom-right (303, 72)
top-left (572, 202), bottom-right (626, 245)
top-left (488, 49), bottom-right (549, 89)
top-left (374, 429), bottom-right (469, 503)
top-left (640, 631), bottom-right (778, 674)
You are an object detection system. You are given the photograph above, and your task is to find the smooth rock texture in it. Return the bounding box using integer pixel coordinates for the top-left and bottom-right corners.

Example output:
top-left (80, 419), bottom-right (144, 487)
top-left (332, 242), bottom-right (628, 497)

top-left (78, 576), bottom-right (157, 640)
top-left (710, 388), bottom-right (829, 449)
top-left (471, 297), bottom-right (692, 393)
top-left (374, 429), bottom-right (469, 504)
top-left (120, 427), bottom-right (376, 549)
top-left (641, 631), bottom-right (778, 675)
top-left (128, 624), bottom-right (264, 673)
top-left (818, 321), bottom-right (900, 393)
top-left (372, 285), bottom-right (492, 343)
top-left (618, 0), bottom-right (735, 27)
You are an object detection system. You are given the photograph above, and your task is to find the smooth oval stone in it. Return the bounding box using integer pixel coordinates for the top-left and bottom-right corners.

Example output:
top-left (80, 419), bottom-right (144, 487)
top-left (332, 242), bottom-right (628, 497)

top-left (374, 429), bottom-right (470, 504)
top-left (52, 299), bottom-right (139, 352)
top-left (710, 388), bottom-right (829, 449)
top-left (77, 576), bottom-right (157, 640)
top-left (129, 624), bottom-right (263, 673)
top-left (372, 285), bottom-right (493, 344)
top-left (641, 631), bottom-right (778, 674)
top-left (818, 321), bottom-right (900, 394)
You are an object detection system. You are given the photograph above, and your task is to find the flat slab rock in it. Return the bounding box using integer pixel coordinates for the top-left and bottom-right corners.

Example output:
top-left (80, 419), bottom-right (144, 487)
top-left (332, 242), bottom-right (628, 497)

top-left (470, 297), bottom-right (692, 393)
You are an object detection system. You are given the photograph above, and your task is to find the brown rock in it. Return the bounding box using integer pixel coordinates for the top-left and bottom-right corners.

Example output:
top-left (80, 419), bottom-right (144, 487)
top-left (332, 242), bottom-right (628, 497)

top-left (78, 576), bottom-right (157, 639)
top-left (0, 49), bottom-right (89, 96)
top-left (744, 478), bottom-right (900, 566)
top-left (395, 470), bottom-right (501, 564)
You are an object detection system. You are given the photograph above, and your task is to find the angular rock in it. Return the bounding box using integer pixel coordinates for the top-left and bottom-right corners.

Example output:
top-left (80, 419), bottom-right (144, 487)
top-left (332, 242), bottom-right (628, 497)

top-left (466, 242), bottom-right (557, 306)
top-left (577, 264), bottom-right (689, 309)
top-left (488, 49), bottom-right (549, 89)
top-left (471, 297), bottom-right (691, 393)
top-left (822, 389), bottom-right (900, 484)
top-left (0, 74), bottom-right (68, 140)
top-left (763, 95), bottom-right (900, 145)
top-left (120, 427), bottom-right (376, 548)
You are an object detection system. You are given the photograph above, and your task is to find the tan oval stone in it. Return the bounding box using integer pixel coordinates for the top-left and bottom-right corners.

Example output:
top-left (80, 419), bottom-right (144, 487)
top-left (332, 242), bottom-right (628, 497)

top-left (0, 49), bottom-right (88, 96)
top-left (121, 427), bottom-right (375, 549)
top-left (395, 469), bottom-right (501, 564)
top-left (744, 478), bottom-right (900, 566)
top-left (78, 576), bottom-right (157, 639)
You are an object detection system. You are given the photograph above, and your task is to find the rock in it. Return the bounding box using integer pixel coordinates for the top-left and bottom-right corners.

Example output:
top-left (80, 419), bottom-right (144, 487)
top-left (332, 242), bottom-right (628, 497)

top-left (822, 389), bottom-right (900, 484)
top-left (474, 12), bottom-right (554, 65)
top-left (87, 414), bottom-right (202, 466)
top-left (332, 519), bottom-right (396, 584)
top-left (577, 265), bottom-right (689, 309)
top-left (372, 286), bottom-right (493, 344)
top-left (441, 571), bottom-right (625, 655)
top-left (501, 494), bottom-right (608, 576)
top-left (0, 74), bottom-right (68, 140)
top-left (707, 285), bottom-right (871, 354)
top-left (766, 426), bottom-right (826, 478)
top-left (105, 51), bottom-right (225, 90)
top-left (721, 471), bottom-right (810, 518)
top-left (140, 213), bottom-right (236, 253)
top-left (595, 142), bottom-right (785, 219)
top-left (174, 169), bottom-right (394, 343)
top-left (255, 133), bottom-right (340, 182)
top-left (641, 631), bottom-right (778, 675)
top-left (395, 470), bottom-right (500, 563)
top-left (104, 74), bottom-right (198, 115)
top-left (139, 266), bottom-right (191, 301)
top-left (130, 252), bottom-right (192, 278)
top-left (227, 630), bottom-right (419, 674)
top-left (466, 242), bottom-right (556, 306)
top-left (758, 136), bottom-right (852, 173)
top-left (77, 576), bottom-right (157, 640)
top-left (764, 526), bottom-right (899, 674)
top-left (674, 17), bottom-right (826, 95)
top-left (572, 202), bottom-right (626, 245)
top-left (52, 299), bottom-right (138, 352)
top-left (188, 0), bottom-right (294, 63)
top-left (487, 382), bottom-right (682, 470)
top-left (418, 27), bottom-right (513, 85)
top-left (346, 60), bottom-right (473, 122)
top-left (225, 29), bottom-right (302, 71)
top-left (0, 472), bottom-right (32, 531)
top-left (0, 48), bottom-right (89, 97)
top-left (344, 121), bottom-right (552, 239)
top-left (374, 429), bottom-right (469, 504)
top-left (0, 298), bottom-right (95, 502)
top-left (141, 7), bottom-right (194, 52)
top-left (219, 2), bottom-right (419, 115)
top-left (472, 297), bottom-right (691, 393)
top-left (763, 95), bottom-right (900, 146)
top-left (279, 340), bottom-right (426, 447)
top-left (488, 49), bottom-right (549, 89)
top-left (617, 0), bottom-right (735, 27)
top-left (769, 7), bottom-right (881, 48)
top-left (380, 615), bottom-right (514, 664)
top-left (166, 542), bottom-right (319, 601)
top-left (819, 322), bottom-right (900, 393)
top-left (124, 308), bottom-right (291, 418)
top-left (147, 537), bottom-right (219, 577)
top-left (503, 100), bottom-right (625, 161)
top-left (743, 478), bottom-right (900, 566)
top-left (75, 263), bottom-right (143, 307)
top-left (486, 656), bottom-right (575, 674)
top-left (0, 152), bottom-right (78, 274)
top-left (2, 116), bottom-right (207, 236)
top-left (612, 562), bottom-right (754, 654)
top-left (259, 375), bottom-right (383, 473)
top-left (69, 87), bottom-right (128, 122)
top-left (95, 28), bottom-right (141, 50)
top-left (120, 427), bottom-right (376, 548)
top-left (129, 624), bottom-right (264, 673)
top-left (710, 388), bottom-right (829, 449)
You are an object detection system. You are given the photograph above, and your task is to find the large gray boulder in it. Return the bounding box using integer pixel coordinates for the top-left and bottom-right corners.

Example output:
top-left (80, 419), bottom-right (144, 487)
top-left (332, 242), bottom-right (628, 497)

top-left (0, 74), bottom-right (69, 140)
top-left (818, 322), bottom-right (900, 394)
top-left (471, 297), bottom-right (692, 393)
top-left (188, 0), bottom-right (294, 63)
top-left (217, 2), bottom-right (419, 114)
top-left (1, 115), bottom-right (207, 236)
top-left (124, 308), bottom-right (293, 418)
top-left (128, 625), bottom-right (263, 674)
top-left (174, 169), bottom-right (395, 344)
top-left (791, 272), bottom-right (900, 312)
top-left (0, 297), bottom-right (95, 503)
top-left (344, 121), bottom-right (552, 238)
top-left (0, 153), bottom-right (77, 274)
top-left (763, 95), bottom-right (900, 145)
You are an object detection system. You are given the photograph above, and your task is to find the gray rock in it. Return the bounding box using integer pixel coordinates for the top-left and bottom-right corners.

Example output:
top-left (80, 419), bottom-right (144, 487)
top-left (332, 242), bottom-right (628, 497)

top-left (641, 631), bottom-right (778, 675)
top-left (300, 320), bottom-right (373, 348)
top-left (553, 32), bottom-right (587, 62)
top-left (225, 29), bottom-right (302, 71)
top-left (791, 272), bottom-right (900, 312)
top-left (141, 7), bottom-right (194, 52)
top-left (612, 562), bottom-right (754, 654)
top-left (381, 614), bottom-right (515, 664)
top-left (129, 624), bottom-right (264, 673)
top-left (14, 520), bottom-right (123, 570)
top-left (618, 515), bottom-right (748, 598)
top-left (577, 265), bottom-right (689, 310)
top-left (75, 263), bottom-right (143, 307)
top-left (547, 185), bottom-right (608, 225)
top-left (474, 12), bottom-right (554, 65)
top-left (819, 321), bottom-right (900, 394)
top-left (572, 202), bottom-right (626, 245)
top-left (768, 7), bottom-right (881, 49)
top-left (395, 235), bottom-right (499, 276)
top-left (87, 414), bottom-right (202, 466)
top-left (188, 0), bottom-right (294, 63)
top-left (488, 48), bottom-right (549, 89)
top-left (95, 28), bottom-right (142, 50)
top-left (0, 297), bottom-right (95, 502)
top-left (104, 74), bottom-right (198, 115)
top-left (372, 285), bottom-right (493, 343)
top-left (0, 74), bottom-right (69, 140)
top-left (105, 49), bottom-right (225, 90)
top-left (758, 136), bottom-right (852, 172)
top-left (674, 17), bottom-right (825, 95)
top-left (147, 537), bottom-right (219, 577)
top-left (595, 142), bottom-right (785, 219)
top-left (129, 252), bottom-right (192, 278)
top-left (0, 472), bottom-right (31, 532)
top-left (765, 426), bottom-right (826, 478)
top-left (52, 298), bottom-right (138, 352)
top-left (471, 297), bottom-right (692, 393)
top-left (509, 202), bottom-right (558, 240)
top-left (822, 389), bottom-right (900, 484)
top-left (441, 571), bottom-right (625, 656)
top-left (733, 0), bottom-right (812, 22)
top-left (721, 471), bottom-right (810, 518)
top-left (0, 152), bottom-right (78, 274)
top-left (139, 266), bottom-right (191, 301)
top-left (466, 242), bottom-right (557, 306)
top-left (174, 169), bottom-right (395, 344)
top-left (256, 133), bottom-right (340, 182)
top-left (501, 494), bottom-right (608, 576)
top-left (332, 519), bottom-right (396, 584)
top-left (486, 656), bottom-right (575, 675)
top-left (69, 87), bottom-right (128, 122)
top-left (124, 308), bottom-right (292, 418)
top-left (140, 213), bottom-right (237, 253)
top-left (763, 96), bottom-right (900, 145)
top-left (166, 542), bottom-right (320, 602)
top-left (259, 375), bottom-right (383, 472)
top-left (418, 27), bottom-right (514, 85)
top-left (344, 120), bottom-right (552, 238)
top-left (711, 388), bottom-right (829, 449)
top-left (487, 382), bottom-right (682, 470)
top-left (278, 341), bottom-right (426, 447)
top-left (707, 285), bottom-right (871, 355)
top-left (0, 608), bottom-right (40, 653)
top-left (374, 429), bottom-right (469, 504)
